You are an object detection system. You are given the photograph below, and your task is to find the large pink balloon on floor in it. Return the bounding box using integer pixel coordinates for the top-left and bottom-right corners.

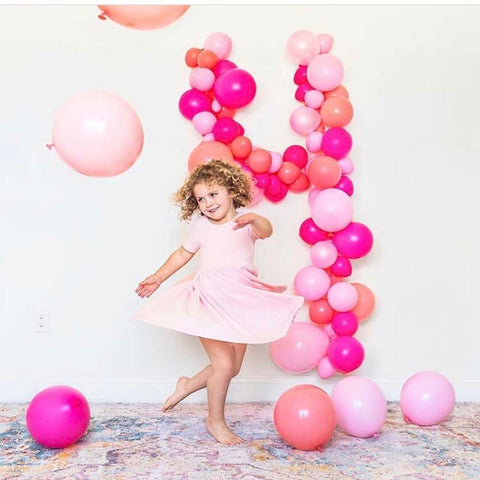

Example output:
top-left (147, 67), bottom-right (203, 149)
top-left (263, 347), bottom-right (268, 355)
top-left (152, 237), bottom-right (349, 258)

top-left (331, 376), bottom-right (387, 438)
top-left (52, 91), bottom-right (144, 177)
top-left (269, 322), bottom-right (330, 373)
top-left (400, 371), bottom-right (455, 426)
top-left (332, 222), bottom-right (374, 259)
top-left (26, 385), bottom-right (90, 449)
top-left (98, 5), bottom-right (190, 30)
top-left (311, 188), bottom-right (354, 232)
top-left (214, 68), bottom-right (256, 109)
top-left (187, 141), bottom-right (234, 172)
top-left (274, 384), bottom-right (336, 451)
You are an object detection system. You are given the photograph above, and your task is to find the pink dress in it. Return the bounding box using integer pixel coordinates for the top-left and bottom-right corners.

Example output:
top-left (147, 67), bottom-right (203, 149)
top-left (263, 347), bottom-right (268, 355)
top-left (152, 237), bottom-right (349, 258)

top-left (131, 211), bottom-right (304, 344)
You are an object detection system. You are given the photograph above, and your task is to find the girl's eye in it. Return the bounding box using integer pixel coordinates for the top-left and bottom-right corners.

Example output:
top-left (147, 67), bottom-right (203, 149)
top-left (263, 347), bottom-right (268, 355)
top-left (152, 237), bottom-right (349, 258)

top-left (210, 193), bottom-right (217, 197)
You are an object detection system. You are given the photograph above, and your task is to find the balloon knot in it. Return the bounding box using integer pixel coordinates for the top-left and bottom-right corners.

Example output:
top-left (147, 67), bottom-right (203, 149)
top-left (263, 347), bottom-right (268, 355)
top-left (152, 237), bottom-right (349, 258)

top-left (98, 13), bottom-right (107, 21)
top-left (46, 143), bottom-right (54, 150)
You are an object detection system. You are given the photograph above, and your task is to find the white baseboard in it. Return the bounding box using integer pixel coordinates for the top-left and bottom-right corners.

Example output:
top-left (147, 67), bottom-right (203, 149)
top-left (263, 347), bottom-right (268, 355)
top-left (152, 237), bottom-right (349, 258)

top-left (1, 376), bottom-right (479, 403)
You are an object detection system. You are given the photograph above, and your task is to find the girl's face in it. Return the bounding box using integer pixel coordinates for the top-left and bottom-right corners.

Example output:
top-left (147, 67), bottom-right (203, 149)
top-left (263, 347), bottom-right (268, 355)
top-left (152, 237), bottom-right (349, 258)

top-left (193, 182), bottom-right (235, 223)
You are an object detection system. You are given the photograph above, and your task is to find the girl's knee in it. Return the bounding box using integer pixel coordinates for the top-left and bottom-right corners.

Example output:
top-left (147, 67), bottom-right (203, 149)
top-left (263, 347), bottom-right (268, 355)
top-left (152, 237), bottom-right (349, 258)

top-left (212, 357), bottom-right (236, 378)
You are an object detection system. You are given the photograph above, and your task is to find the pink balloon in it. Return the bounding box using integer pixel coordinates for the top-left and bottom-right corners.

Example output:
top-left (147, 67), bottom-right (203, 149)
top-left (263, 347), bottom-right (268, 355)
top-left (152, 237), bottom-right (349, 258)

top-left (283, 145), bottom-right (308, 169)
top-left (306, 131), bottom-right (324, 153)
top-left (52, 90), bottom-right (143, 177)
top-left (308, 187), bottom-right (321, 206)
top-left (295, 82), bottom-right (314, 102)
top-left (400, 371), bottom-right (455, 426)
top-left (327, 282), bottom-right (358, 312)
top-left (335, 175), bottom-right (354, 196)
top-left (204, 32), bottom-right (232, 60)
top-left (329, 255), bottom-right (352, 277)
top-left (311, 188), bottom-right (354, 232)
top-left (269, 322), bottom-right (330, 373)
top-left (212, 117), bottom-right (239, 143)
top-left (268, 151), bottom-right (283, 173)
top-left (307, 54), bottom-right (344, 91)
top-left (286, 30), bottom-right (320, 65)
top-left (189, 67), bottom-right (215, 91)
top-left (328, 336), bottom-right (365, 373)
top-left (178, 89), bottom-right (211, 120)
top-left (192, 111), bottom-right (217, 135)
top-left (321, 127), bottom-right (352, 159)
top-left (203, 133), bottom-right (214, 142)
top-left (294, 265), bottom-right (331, 301)
top-left (293, 65), bottom-right (308, 85)
top-left (317, 34), bottom-right (334, 54)
top-left (248, 184), bottom-right (264, 206)
top-left (211, 99), bottom-right (222, 113)
top-left (339, 156), bottom-right (354, 174)
top-left (214, 68), bottom-right (256, 109)
top-left (331, 312), bottom-right (358, 336)
top-left (253, 172), bottom-right (271, 189)
top-left (317, 357), bottom-right (336, 379)
top-left (26, 385), bottom-right (90, 448)
top-left (305, 90), bottom-right (325, 109)
top-left (98, 5), bottom-right (189, 30)
top-left (310, 240), bottom-right (338, 268)
top-left (332, 222), bottom-right (374, 259)
top-left (290, 106), bottom-right (321, 135)
top-left (264, 174), bottom-right (288, 202)
top-left (299, 218), bottom-right (329, 245)
top-left (331, 376), bottom-right (387, 438)
top-left (213, 59), bottom-right (237, 78)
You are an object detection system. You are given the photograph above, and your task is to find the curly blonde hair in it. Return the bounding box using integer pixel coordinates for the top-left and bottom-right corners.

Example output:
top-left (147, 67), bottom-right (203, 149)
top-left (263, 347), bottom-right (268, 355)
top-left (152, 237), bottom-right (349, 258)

top-left (173, 159), bottom-right (253, 221)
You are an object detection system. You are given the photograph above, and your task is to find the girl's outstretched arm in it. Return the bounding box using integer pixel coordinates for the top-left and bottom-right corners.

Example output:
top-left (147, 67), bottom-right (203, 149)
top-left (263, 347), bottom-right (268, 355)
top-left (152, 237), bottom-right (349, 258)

top-left (233, 213), bottom-right (272, 239)
top-left (135, 247), bottom-right (195, 298)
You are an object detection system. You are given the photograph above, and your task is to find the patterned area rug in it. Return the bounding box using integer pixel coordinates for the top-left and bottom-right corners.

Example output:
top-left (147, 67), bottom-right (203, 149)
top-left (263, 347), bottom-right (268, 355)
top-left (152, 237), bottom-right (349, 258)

top-left (1, 402), bottom-right (479, 480)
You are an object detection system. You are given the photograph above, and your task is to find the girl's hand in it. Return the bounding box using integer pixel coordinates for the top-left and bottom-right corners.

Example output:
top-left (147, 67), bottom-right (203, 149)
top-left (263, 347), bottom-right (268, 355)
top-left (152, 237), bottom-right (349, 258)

top-left (233, 213), bottom-right (256, 230)
top-left (135, 275), bottom-right (161, 298)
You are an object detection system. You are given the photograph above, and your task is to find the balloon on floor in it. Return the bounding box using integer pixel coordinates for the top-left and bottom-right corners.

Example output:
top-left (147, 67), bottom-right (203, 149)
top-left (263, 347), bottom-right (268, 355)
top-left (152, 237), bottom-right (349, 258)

top-left (26, 385), bottom-right (90, 449)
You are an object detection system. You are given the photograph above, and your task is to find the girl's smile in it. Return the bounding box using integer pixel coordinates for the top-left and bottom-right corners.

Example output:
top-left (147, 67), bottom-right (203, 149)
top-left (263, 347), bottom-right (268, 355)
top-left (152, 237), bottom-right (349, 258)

top-left (193, 182), bottom-right (236, 224)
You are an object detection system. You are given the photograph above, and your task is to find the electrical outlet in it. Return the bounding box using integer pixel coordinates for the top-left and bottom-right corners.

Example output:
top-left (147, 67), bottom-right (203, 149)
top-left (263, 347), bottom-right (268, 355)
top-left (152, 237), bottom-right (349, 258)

top-left (35, 311), bottom-right (49, 333)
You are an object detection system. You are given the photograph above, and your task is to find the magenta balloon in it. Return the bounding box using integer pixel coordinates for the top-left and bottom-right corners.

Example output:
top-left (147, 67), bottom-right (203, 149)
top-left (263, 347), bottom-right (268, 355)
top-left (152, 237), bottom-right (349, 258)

top-left (265, 174), bottom-right (288, 200)
top-left (269, 322), bottom-right (330, 373)
top-left (52, 91), bottom-right (144, 177)
top-left (212, 117), bottom-right (239, 143)
top-left (335, 175), bottom-right (354, 196)
top-left (283, 145), bottom-right (308, 169)
top-left (214, 68), bottom-right (256, 109)
top-left (213, 59), bottom-right (237, 78)
top-left (299, 218), bottom-right (329, 245)
top-left (329, 255), bottom-right (352, 277)
top-left (332, 312), bottom-right (358, 336)
top-left (332, 222), bottom-right (374, 259)
top-left (253, 172), bottom-right (271, 189)
top-left (321, 127), bottom-right (353, 159)
top-left (26, 385), bottom-right (90, 449)
top-left (295, 82), bottom-right (314, 102)
top-left (178, 89), bottom-right (211, 120)
top-left (328, 336), bottom-right (365, 373)
top-left (294, 65), bottom-right (308, 85)
top-left (400, 371), bottom-right (455, 426)
top-left (294, 265), bottom-right (331, 301)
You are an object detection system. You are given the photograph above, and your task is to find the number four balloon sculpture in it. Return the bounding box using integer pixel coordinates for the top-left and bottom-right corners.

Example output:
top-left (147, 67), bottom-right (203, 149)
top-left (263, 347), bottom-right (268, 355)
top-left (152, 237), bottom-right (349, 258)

top-left (179, 31), bottom-right (375, 379)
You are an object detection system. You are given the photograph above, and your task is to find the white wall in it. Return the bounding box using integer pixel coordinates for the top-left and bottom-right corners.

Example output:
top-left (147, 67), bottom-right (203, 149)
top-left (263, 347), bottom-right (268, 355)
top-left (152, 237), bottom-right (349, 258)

top-left (1, 4), bottom-right (479, 403)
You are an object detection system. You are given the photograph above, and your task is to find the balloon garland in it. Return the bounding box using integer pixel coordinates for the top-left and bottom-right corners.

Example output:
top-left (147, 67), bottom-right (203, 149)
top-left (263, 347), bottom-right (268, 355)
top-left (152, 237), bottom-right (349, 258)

top-left (179, 31), bottom-right (375, 379)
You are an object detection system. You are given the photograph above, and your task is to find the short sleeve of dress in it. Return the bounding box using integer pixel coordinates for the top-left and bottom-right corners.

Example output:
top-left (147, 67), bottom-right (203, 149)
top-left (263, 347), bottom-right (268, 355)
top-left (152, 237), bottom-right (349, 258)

top-left (238, 208), bottom-right (261, 242)
top-left (182, 217), bottom-right (202, 253)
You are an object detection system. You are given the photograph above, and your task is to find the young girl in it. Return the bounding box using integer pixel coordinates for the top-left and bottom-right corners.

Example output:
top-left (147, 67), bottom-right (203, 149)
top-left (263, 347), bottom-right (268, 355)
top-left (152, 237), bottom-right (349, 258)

top-left (133, 159), bottom-right (303, 445)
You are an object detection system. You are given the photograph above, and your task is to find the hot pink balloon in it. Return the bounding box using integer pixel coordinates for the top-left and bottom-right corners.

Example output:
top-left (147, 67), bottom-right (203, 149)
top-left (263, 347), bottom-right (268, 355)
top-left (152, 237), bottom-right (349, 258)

top-left (310, 240), bottom-right (338, 269)
top-left (283, 145), bottom-right (308, 169)
top-left (332, 222), bottom-right (374, 259)
top-left (294, 65), bottom-right (308, 85)
top-left (306, 131), bottom-right (324, 153)
top-left (189, 67), bottom-right (215, 91)
top-left (286, 30), bottom-right (320, 65)
top-left (328, 336), bottom-right (365, 373)
top-left (269, 322), bottom-right (330, 373)
top-left (178, 89), bottom-right (211, 120)
top-left (331, 312), bottom-right (358, 336)
top-left (253, 172), bottom-right (271, 190)
top-left (52, 90), bottom-right (143, 177)
top-left (212, 117), bottom-right (239, 143)
top-left (299, 218), bottom-right (329, 245)
top-left (329, 255), bottom-right (352, 277)
top-left (295, 82), bottom-right (314, 102)
top-left (214, 68), bottom-right (256, 109)
top-left (204, 32), bottom-right (232, 60)
top-left (400, 371), bottom-right (455, 426)
top-left (290, 106), bottom-right (321, 135)
top-left (317, 356), bottom-right (336, 379)
top-left (321, 127), bottom-right (352, 159)
top-left (307, 54), bottom-right (344, 91)
top-left (192, 111), bottom-right (217, 135)
top-left (311, 188), bottom-right (354, 232)
top-left (335, 175), bottom-right (354, 196)
top-left (331, 376), bottom-right (387, 438)
top-left (26, 385), bottom-right (90, 448)
top-left (327, 282), bottom-right (358, 312)
top-left (264, 174), bottom-right (288, 202)
top-left (294, 265), bottom-right (331, 301)
top-left (213, 59), bottom-right (237, 78)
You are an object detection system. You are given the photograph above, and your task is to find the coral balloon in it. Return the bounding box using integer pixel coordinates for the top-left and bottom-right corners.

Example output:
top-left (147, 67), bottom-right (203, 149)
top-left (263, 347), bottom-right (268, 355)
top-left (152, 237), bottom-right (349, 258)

top-left (328, 336), bottom-right (365, 373)
top-left (187, 141), bottom-right (233, 172)
top-left (214, 68), bottom-right (256, 109)
top-left (299, 218), bottom-right (329, 245)
top-left (351, 283), bottom-right (375, 321)
top-left (307, 54), bottom-right (344, 91)
top-left (289, 172), bottom-right (310, 193)
top-left (98, 5), bottom-right (189, 30)
top-left (294, 265), bottom-right (331, 301)
top-left (332, 222), bottom-right (374, 259)
top-left (269, 322), bottom-right (330, 373)
top-left (321, 127), bottom-right (352, 160)
top-left (273, 384), bottom-right (336, 451)
top-left (277, 162), bottom-right (301, 185)
top-left (311, 188), bottom-right (354, 232)
top-left (401, 371), bottom-right (455, 426)
top-left (307, 155), bottom-right (342, 190)
top-left (231, 136), bottom-right (252, 159)
top-left (320, 96), bottom-right (354, 128)
top-left (197, 50), bottom-right (219, 69)
top-left (309, 298), bottom-right (335, 325)
top-left (324, 84), bottom-right (349, 99)
top-left (52, 90), bottom-right (143, 177)
top-left (178, 89), bottom-right (211, 119)
top-left (247, 149), bottom-right (272, 174)
top-left (26, 385), bottom-right (90, 449)
top-left (286, 30), bottom-right (320, 65)
top-left (185, 47), bottom-right (201, 68)
top-left (331, 376), bottom-right (387, 438)
top-left (204, 32), bottom-right (232, 60)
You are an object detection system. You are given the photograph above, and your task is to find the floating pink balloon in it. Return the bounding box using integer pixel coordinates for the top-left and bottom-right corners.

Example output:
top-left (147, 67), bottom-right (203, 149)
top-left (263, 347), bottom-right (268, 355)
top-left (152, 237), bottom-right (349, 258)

top-left (331, 312), bottom-right (358, 336)
top-left (178, 89), bottom-right (211, 119)
top-left (299, 218), bottom-right (329, 245)
top-left (327, 282), bottom-right (358, 312)
top-left (204, 32), bottom-right (232, 60)
top-left (192, 111), bottom-right (217, 135)
top-left (307, 54), bottom-right (344, 91)
top-left (332, 222), bottom-right (374, 259)
top-left (310, 240), bottom-right (338, 269)
top-left (214, 68), bottom-right (256, 109)
top-left (328, 336), bottom-right (365, 373)
top-left (189, 67), bottom-right (215, 91)
top-left (286, 30), bottom-right (320, 65)
top-left (290, 106), bottom-right (321, 135)
top-left (311, 188), bottom-right (354, 232)
top-left (321, 127), bottom-right (352, 159)
top-left (269, 322), bottom-right (330, 373)
top-left (294, 265), bottom-right (331, 301)
top-left (52, 90), bottom-right (144, 177)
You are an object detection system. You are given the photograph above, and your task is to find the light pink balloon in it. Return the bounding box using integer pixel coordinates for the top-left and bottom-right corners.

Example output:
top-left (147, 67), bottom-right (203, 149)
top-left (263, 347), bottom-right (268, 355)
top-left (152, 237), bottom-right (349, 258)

top-left (308, 187), bottom-right (321, 206)
top-left (327, 282), bottom-right (358, 312)
top-left (323, 323), bottom-right (336, 339)
top-left (189, 67), bottom-right (215, 91)
top-left (268, 151), bottom-right (283, 173)
top-left (52, 90), bottom-right (143, 177)
top-left (307, 54), bottom-right (344, 91)
top-left (338, 156), bottom-right (354, 175)
top-left (294, 265), bottom-right (331, 301)
top-left (248, 184), bottom-right (264, 206)
top-left (331, 376), bottom-right (387, 438)
top-left (317, 34), bottom-right (334, 53)
top-left (400, 371), bottom-right (455, 426)
top-left (192, 111), bottom-right (217, 135)
top-left (311, 188), bottom-right (354, 232)
top-left (310, 240), bottom-right (338, 269)
top-left (290, 106), bottom-right (321, 136)
top-left (286, 30), bottom-right (320, 65)
top-left (304, 90), bottom-right (325, 109)
top-left (203, 32), bottom-right (232, 60)
top-left (269, 322), bottom-right (330, 373)
top-left (211, 99), bottom-right (222, 113)
top-left (203, 133), bottom-right (215, 142)
top-left (317, 356), bottom-right (336, 379)
top-left (306, 131), bottom-right (323, 153)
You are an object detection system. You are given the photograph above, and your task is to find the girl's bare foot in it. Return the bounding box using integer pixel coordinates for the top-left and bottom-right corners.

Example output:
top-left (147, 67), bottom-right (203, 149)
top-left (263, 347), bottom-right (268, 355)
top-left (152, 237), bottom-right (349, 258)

top-left (162, 376), bottom-right (189, 412)
top-left (206, 417), bottom-right (245, 445)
